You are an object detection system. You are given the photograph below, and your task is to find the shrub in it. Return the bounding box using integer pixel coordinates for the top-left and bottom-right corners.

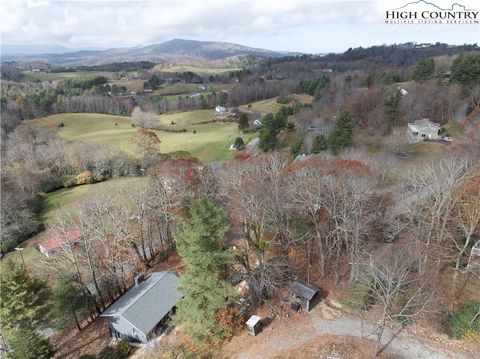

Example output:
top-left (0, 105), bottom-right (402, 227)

top-left (449, 300), bottom-right (480, 340)
top-left (61, 175), bottom-right (76, 188)
top-left (276, 95), bottom-right (290, 104)
top-left (290, 140), bottom-right (303, 157)
top-left (154, 248), bottom-right (173, 264)
top-left (286, 121), bottom-right (295, 130)
top-left (116, 340), bottom-right (131, 359)
top-left (57, 122), bottom-right (65, 128)
top-left (98, 346), bottom-right (118, 359)
top-left (233, 137), bottom-right (245, 150)
top-left (75, 170), bottom-right (93, 185)
top-left (217, 305), bottom-right (244, 336)
top-left (91, 169), bottom-right (110, 183)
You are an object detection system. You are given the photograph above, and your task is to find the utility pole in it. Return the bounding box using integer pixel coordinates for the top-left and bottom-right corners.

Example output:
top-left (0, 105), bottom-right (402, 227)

top-left (14, 247), bottom-right (25, 266)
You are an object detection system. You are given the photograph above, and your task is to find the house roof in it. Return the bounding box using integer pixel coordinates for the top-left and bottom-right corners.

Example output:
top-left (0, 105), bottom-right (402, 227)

top-left (101, 272), bottom-right (181, 335)
top-left (39, 230), bottom-right (81, 252)
top-left (409, 118), bottom-right (440, 130)
top-left (291, 281), bottom-right (319, 300)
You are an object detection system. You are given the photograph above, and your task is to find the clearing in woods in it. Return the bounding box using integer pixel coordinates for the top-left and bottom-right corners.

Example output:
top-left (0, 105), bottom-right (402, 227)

top-left (156, 64), bottom-right (240, 74)
top-left (240, 94), bottom-right (314, 115)
top-left (2, 177), bottom-right (146, 269)
top-left (31, 110), bottom-right (253, 162)
top-left (22, 71), bottom-right (113, 82)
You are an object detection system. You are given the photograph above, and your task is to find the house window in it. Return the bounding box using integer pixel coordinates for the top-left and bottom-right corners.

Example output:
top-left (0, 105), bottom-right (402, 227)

top-left (421, 134), bottom-right (426, 138)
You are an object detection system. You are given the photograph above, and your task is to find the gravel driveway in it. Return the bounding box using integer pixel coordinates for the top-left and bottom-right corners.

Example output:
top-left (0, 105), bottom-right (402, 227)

top-left (223, 302), bottom-right (473, 359)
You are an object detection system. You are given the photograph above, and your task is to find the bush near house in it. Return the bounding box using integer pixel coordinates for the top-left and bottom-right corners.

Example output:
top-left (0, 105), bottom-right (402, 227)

top-left (449, 300), bottom-right (480, 341)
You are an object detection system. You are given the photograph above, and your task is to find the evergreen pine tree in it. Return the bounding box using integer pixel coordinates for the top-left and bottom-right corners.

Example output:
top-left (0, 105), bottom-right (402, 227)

top-left (450, 53), bottom-right (480, 85)
top-left (50, 275), bottom-right (89, 331)
top-left (5, 328), bottom-right (54, 359)
top-left (233, 137), bottom-right (245, 150)
top-left (328, 111), bottom-right (353, 154)
top-left (173, 196), bottom-right (235, 344)
top-left (384, 89), bottom-right (403, 127)
top-left (412, 58), bottom-right (435, 81)
top-left (0, 260), bottom-right (50, 331)
top-left (238, 113), bottom-right (249, 131)
top-left (311, 134), bottom-right (328, 153)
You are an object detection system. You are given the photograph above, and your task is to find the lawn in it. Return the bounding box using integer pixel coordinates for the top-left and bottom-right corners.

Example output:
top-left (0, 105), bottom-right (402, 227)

top-left (3, 177), bottom-right (147, 269)
top-left (239, 94), bottom-right (313, 115)
top-left (40, 177), bottom-right (147, 222)
top-left (240, 98), bottom-right (284, 115)
top-left (157, 65), bottom-right (240, 74)
top-left (443, 120), bottom-right (464, 138)
top-left (22, 71), bottom-right (113, 82)
top-left (31, 111), bottom-right (251, 162)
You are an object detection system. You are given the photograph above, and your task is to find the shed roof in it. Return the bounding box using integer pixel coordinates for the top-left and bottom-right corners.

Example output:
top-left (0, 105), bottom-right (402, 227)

top-left (291, 281), bottom-right (319, 300)
top-left (101, 272), bottom-right (181, 335)
top-left (246, 315), bottom-right (261, 327)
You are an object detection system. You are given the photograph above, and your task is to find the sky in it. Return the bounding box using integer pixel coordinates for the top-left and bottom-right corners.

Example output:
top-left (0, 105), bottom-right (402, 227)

top-left (0, 0), bottom-right (479, 54)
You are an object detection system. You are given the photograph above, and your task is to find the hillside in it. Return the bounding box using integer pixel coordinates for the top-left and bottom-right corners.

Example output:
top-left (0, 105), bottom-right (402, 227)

top-left (1, 39), bottom-right (289, 65)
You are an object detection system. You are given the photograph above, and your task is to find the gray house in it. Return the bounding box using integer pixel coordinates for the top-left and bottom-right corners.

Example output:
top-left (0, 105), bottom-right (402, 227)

top-left (407, 119), bottom-right (441, 143)
top-left (101, 272), bottom-right (181, 344)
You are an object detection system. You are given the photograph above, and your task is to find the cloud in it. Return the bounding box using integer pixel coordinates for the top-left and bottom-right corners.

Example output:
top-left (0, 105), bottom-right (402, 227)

top-left (0, 0), bottom-right (383, 47)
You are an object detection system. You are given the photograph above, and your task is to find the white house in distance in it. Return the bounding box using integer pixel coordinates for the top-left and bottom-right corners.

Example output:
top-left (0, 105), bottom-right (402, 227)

top-left (407, 118), bottom-right (442, 143)
top-left (398, 87), bottom-right (408, 96)
top-left (215, 105), bottom-right (227, 114)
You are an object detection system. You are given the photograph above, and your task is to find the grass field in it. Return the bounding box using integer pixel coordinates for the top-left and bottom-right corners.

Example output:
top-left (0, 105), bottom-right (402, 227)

top-left (156, 65), bottom-right (240, 74)
top-left (4, 177), bottom-right (146, 268)
top-left (32, 111), bottom-right (252, 162)
top-left (154, 82), bottom-right (235, 96)
top-left (22, 71), bottom-right (113, 82)
top-left (240, 98), bottom-right (285, 115)
top-left (240, 94), bottom-right (313, 115)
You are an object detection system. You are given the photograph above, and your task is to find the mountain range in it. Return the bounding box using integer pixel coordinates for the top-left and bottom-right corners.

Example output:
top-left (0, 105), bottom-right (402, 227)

top-left (1, 39), bottom-right (295, 65)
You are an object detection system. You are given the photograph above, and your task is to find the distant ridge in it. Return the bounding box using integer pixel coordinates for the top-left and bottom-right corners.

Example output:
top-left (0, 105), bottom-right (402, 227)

top-left (1, 39), bottom-right (295, 65)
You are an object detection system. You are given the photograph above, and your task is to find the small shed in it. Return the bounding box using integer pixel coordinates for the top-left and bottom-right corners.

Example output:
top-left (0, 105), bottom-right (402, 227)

top-left (290, 281), bottom-right (320, 312)
top-left (246, 315), bottom-right (262, 336)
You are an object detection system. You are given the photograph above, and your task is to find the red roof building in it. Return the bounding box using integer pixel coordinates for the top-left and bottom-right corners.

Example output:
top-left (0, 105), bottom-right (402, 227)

top-left (37, 230), bottom-right (81, 257)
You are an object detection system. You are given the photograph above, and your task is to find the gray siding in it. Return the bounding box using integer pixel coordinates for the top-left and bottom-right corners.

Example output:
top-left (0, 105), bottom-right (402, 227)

top-left (108, 316), bottom-right (147, 343)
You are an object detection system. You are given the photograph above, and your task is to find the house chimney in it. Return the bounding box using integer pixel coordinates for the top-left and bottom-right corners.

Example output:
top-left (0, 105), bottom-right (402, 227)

top-left (134, 274), bottom-right (145, 287)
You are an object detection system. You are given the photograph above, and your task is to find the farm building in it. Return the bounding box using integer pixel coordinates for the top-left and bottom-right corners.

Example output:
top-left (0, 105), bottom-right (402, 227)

top-left (101, 272), bottom-right (181, 344)
top-left (37, 230), bottom-right (81, 257)
top-left (290, 281), bottom-right (321, 312)
top-left (407, 118), bottom-right (441, 143)
top-left (215, 105), bottom-right (227, 114)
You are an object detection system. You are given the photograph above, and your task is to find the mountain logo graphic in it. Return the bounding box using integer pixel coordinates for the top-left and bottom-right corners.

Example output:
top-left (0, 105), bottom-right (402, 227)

top-left (394, 0), bottom-right (475, 11)
top-left (384, 0), bottom-right (478, 24)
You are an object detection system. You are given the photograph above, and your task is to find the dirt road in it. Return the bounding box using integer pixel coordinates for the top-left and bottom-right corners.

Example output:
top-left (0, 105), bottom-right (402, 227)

top-left (222, 302), bottom-right (474, 359)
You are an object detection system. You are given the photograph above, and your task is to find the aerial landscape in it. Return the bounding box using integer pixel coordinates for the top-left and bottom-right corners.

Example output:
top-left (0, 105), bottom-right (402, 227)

top-left (0, 0), bottom-right (479, 358)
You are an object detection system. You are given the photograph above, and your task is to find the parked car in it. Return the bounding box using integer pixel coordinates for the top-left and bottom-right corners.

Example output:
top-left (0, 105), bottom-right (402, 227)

top-left (384, 233), bottom-right (397, 243)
